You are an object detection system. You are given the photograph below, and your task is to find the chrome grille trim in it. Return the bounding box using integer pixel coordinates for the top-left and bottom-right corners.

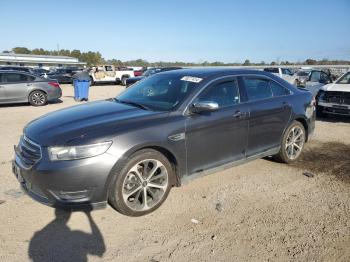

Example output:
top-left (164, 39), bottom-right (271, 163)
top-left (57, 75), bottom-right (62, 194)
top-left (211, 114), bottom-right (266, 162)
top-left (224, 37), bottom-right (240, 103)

top-left (17, 135), bottom-right (42, 168)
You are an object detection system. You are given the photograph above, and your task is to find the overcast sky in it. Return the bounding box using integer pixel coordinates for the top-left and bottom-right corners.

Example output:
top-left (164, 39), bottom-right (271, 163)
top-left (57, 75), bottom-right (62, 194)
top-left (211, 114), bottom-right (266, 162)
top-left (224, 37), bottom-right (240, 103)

top-left (1, 0), bottom-right (349, 63)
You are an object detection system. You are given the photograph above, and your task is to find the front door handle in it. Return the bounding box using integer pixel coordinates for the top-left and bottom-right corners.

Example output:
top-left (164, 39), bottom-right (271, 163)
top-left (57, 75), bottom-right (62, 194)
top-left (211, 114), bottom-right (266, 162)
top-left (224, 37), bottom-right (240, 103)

top-left (233, 110), bottom-right (244, 118)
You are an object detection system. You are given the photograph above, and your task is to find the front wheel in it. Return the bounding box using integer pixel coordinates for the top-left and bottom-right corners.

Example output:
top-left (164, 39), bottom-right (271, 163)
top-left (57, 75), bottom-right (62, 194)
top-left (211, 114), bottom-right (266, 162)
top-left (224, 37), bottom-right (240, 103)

top-left (274, 121), bottom-right (306, 163)
top-left (121, 76), bottom-right (128, 86)
top-left (29, 90), bottom-right (47, 106)
top-left (109, 149), bottom-right (173, 216)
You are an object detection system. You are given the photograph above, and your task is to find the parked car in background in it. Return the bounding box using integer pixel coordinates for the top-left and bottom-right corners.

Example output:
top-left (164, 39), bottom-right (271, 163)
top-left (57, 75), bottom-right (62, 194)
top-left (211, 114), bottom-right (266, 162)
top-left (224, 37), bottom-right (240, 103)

top-left (316, 71), bottom-right (350, 117)
top-left (0, 70), bottom-right (62, 106)
top-left (44, 68), bottom-right (76, 84)
top-left (0, 66), bottom-right (33, 74)
top-left (12, 68), bottom-right (315, 216)
top-left (126, 67), bottom-right (182, 87)
top-left (303, 70), bottom-right (333, 96)
top-left (32, 68), bottom-right (50, 76)
top-left (133, 67), bottom-right (147, 77)
top-left (263, 67), bottom-right (298, 85)
top-left (89, 65), bottom-right (135, 86)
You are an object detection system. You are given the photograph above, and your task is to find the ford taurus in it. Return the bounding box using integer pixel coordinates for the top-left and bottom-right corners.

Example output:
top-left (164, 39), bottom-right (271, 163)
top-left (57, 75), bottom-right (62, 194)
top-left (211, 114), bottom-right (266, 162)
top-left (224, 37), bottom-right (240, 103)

top-left (13, 68), bottom-right (315, 216)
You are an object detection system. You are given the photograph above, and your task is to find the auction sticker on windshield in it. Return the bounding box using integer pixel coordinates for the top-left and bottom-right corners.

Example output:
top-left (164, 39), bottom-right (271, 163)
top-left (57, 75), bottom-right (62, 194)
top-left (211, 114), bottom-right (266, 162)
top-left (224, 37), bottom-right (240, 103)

top-left (181, 76), bottom-right (203, 83)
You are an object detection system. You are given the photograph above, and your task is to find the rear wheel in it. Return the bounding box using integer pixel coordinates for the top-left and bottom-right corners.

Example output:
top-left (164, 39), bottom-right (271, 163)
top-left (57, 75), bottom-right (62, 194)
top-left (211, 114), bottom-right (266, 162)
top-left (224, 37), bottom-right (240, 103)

top-left (29, 90), bottom-right (47, 106)
top-left (109, 149), bottom-right (173, 216)
top-left (274, 121), bottom-right (305, 163)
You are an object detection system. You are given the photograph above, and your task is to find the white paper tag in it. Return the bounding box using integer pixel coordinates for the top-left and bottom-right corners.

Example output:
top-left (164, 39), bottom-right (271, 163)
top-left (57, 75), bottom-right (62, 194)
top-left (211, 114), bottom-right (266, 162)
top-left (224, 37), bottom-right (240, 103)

top-left (181, 76), bottom-right (203, 83)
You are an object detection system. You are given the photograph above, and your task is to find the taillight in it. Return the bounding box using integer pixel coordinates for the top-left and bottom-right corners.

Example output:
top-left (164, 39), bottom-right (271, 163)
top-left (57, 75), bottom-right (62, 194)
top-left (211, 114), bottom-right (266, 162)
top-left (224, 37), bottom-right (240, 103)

top-left (48, 82), bottom-right (60, 88)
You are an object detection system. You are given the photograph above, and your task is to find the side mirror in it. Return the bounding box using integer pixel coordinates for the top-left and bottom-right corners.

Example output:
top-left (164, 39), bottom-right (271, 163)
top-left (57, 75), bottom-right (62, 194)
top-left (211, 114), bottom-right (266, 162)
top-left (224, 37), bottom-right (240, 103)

top-left (190, 101), bottom-right (219, 113)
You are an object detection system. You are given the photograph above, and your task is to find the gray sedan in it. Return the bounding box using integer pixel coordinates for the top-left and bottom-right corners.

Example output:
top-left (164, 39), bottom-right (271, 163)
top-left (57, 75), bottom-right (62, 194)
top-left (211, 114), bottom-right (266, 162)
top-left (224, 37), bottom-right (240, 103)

top-left (0, 70), bottom-right (62, 106)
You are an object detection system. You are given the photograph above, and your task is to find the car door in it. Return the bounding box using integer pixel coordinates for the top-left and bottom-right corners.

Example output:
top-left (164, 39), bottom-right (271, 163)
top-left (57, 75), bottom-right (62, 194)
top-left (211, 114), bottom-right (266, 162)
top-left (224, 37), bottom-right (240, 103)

top-left (185, 77), bottom-right (249, 175)
top-left (2, 72), bottom-right (32, 102)
top-left (241, 76), bottom-right (292, 157)
top-left (0, 73), bottom-right (6, 102)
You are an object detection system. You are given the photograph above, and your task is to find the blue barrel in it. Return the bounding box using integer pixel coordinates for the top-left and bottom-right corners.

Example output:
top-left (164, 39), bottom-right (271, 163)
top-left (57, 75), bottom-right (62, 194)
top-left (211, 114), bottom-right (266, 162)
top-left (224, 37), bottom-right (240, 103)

top-left (73, 80), bottom-right (90, 101)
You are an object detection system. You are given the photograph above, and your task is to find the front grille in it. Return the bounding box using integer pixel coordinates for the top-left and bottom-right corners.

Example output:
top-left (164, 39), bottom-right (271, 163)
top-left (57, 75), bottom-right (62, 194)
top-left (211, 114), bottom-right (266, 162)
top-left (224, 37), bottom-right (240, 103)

top-left (16, 136), bottom-right (42, 168)
top-left (324, 91), bottom-right (350, 105)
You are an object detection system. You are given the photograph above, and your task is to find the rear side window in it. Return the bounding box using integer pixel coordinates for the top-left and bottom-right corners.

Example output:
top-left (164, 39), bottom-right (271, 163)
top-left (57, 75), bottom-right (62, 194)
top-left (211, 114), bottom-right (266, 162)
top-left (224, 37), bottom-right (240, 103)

top-left (270, 81), bottom-right (290, 96)
top-left (243, 78), bottom-right (272, 101)
top-left (197, 80), bottom-right (240, 107)
top-left (3, 73), bottom-right (33, 83)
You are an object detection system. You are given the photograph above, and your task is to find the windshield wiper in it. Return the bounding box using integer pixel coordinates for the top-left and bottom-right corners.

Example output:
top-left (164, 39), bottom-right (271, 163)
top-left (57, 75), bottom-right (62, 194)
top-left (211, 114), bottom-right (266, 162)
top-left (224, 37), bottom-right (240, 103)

top-left (114, 98), bottom-right (150, 110)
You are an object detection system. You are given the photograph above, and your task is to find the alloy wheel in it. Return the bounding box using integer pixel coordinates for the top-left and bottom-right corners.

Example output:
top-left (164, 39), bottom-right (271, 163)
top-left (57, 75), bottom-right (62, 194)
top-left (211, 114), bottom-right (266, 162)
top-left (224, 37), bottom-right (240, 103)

top-left (122, 159), bottom-right (168, 211)
top-left (285, 126), bottom-right (305, 160)
top-left (31, 92), bottom-right (46, 105)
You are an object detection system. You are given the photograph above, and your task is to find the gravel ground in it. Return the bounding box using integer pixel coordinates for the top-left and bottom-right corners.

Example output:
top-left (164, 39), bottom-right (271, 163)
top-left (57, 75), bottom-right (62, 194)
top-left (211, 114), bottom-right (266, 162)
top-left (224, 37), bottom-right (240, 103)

top-left (0, 84), bottom-right (349, 262)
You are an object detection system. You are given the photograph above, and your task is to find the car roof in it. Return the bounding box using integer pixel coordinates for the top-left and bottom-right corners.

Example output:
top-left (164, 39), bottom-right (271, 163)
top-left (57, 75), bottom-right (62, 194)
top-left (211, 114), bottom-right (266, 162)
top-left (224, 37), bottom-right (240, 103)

top-left (0, 70), bottom-right (38, 77)
top-left (158, 67), bottom-right (266, 78)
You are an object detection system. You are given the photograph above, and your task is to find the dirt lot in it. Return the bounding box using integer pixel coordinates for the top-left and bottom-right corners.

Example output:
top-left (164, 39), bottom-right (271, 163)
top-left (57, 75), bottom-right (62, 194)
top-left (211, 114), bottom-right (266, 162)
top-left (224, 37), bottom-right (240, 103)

top-left (0, 84), bottom-right (349, 262)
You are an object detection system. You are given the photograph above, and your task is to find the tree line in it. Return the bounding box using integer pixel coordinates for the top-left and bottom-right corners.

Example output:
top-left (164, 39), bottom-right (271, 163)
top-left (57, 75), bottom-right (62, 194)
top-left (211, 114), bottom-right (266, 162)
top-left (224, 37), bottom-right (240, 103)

top-left (2, 47), bottom-right (350, 67)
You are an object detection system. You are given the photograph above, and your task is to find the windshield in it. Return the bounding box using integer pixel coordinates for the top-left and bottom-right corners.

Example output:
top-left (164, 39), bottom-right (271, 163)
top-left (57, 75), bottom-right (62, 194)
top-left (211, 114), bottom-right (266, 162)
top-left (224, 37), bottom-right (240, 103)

top-left (116, 74), bottom-right (199, 111)
top-left (336, 72), bottom-right (350, 84)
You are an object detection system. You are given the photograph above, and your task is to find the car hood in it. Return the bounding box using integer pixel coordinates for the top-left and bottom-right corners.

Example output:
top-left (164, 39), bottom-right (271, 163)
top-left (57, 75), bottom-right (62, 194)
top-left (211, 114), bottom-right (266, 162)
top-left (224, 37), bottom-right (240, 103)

top-left (321, 83), bottom-right (350, 92)
top-left (24, 100), bottom-right (163, 146)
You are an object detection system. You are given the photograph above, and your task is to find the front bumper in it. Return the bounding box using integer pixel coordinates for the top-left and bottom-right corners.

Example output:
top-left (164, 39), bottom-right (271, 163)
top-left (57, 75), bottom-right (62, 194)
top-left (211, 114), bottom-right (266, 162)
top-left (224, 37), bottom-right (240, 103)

top-left (318, 101), bottom-right (350, 116)
top-left (12, 148), bottom-right (118, 210)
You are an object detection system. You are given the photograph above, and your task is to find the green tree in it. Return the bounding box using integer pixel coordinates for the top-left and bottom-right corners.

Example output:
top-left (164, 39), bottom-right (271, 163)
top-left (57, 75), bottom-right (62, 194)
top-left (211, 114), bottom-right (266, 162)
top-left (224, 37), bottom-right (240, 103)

top-left (12, 47), bottom-right (31, 54)
top-left (243, 59), bottom-right (251, 66)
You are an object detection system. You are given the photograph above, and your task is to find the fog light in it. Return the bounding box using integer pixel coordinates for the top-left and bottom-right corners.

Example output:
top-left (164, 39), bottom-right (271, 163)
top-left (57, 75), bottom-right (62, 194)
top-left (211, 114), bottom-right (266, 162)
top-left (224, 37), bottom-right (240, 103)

top-left (51, 189), bottom-right (92, 201)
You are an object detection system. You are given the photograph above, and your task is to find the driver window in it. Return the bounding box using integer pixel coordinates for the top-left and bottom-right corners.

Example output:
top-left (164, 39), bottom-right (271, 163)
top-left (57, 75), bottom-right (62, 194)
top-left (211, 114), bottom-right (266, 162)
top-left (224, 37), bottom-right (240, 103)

top-left (197, 80), bottom-right (240, 107)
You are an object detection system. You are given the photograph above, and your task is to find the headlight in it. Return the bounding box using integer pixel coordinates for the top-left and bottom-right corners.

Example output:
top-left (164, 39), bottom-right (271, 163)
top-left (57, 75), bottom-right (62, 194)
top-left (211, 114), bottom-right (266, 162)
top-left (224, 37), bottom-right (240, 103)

top-left (48, 141), bottom-right (112, 161)
top-left (317, 90), bottom-right (325, 101)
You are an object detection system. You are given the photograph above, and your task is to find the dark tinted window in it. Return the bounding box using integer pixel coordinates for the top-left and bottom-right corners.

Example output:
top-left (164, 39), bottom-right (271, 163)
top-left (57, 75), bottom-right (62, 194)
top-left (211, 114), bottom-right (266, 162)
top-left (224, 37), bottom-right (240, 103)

top-left (197, 80), bottom-right (240, 107)
top-left (270, 81), bottom-right (289, 96)
top-left (3, 73), bottom-right (33, 83)
top-left (243, 78), bottom-right (273, 101)
top-left (264, 68), bottom-right (279, 73)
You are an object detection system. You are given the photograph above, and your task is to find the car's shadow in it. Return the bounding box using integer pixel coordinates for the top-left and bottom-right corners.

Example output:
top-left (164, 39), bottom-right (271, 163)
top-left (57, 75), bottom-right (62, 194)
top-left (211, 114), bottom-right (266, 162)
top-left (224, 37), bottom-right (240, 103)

top-left (28, 209), bottom-right (106, 262)
top-left (316, 114), bottom-right (350, 124)
top-left (0, 99), bottom-right (63, 108)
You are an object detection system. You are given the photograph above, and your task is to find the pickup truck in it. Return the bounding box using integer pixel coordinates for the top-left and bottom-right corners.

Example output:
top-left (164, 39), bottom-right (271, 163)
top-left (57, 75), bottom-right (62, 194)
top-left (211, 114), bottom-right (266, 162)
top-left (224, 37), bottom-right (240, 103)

top-left (263, 67), bottom-right (298, 85)
top-left (89, 65), bottom-right (134, 85)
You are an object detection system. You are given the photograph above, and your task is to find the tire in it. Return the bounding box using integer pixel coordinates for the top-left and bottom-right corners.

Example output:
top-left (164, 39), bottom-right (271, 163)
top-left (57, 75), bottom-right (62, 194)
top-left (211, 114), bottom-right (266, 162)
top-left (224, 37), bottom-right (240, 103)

top-left (108, 149), bottom-right (173, 216)
top-left (89, 77), bottom-right (95, 86)
top-left (121, 76), bottom-right (128, 86)
top-left (29, 90), bottom-right (47, 106)
top-left (274, 121), bottom-right (306, 164)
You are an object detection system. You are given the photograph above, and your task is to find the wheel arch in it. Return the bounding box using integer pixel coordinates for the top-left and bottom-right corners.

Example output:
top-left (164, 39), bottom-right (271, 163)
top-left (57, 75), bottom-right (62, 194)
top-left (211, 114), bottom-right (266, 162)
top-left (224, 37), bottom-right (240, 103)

top-left (294, 117), bottom-right (309, 142)
top-left (28, 89), bottom-right (47, 101)
top-left (105, 144), bottom-right (182, 202)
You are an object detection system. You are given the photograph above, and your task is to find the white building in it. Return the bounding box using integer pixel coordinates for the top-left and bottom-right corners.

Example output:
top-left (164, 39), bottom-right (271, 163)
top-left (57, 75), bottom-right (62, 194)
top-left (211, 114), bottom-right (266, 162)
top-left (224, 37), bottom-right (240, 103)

top-left (0, 53), bottom-right (86, 69)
